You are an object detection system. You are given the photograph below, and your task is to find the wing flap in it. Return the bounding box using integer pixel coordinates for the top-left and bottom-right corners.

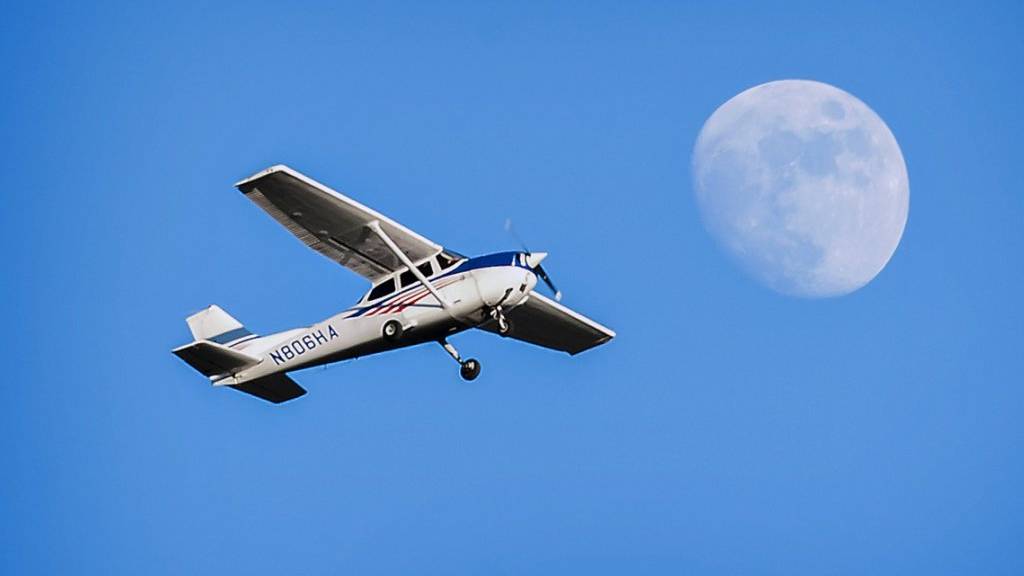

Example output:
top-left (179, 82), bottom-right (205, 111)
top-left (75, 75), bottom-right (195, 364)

top-left (481, 292), bottom-right (615, 355)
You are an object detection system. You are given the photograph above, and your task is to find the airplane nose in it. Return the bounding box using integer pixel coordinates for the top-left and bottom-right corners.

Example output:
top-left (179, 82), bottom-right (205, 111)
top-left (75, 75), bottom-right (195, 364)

top-left (524, 252), bottom-right (548, 269)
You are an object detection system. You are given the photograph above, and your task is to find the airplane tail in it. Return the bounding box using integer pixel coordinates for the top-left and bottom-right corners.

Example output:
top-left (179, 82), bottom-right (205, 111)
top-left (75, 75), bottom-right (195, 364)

top-left (173, 305), bottom-right (307, 404)
top-left (173, 339), bottom-right (261, 379)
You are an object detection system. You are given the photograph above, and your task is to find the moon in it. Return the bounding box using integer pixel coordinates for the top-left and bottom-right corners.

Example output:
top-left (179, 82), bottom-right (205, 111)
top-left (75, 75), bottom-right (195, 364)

top-left (691, 80), bottom-right (909, 297)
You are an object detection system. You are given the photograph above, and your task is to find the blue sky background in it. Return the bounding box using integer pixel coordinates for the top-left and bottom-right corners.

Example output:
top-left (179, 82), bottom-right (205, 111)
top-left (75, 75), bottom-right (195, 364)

top-left (3, 1), bottom-right (1022, 573)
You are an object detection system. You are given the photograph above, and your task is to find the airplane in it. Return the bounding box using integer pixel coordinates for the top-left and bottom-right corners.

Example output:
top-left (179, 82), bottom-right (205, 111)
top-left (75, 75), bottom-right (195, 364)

top-left (173, 165), bottom-right (615, 404)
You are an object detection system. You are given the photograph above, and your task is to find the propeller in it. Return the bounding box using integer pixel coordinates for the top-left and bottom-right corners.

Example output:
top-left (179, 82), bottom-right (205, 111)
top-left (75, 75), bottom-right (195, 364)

top-left (505, 219), bottom-right (562, 301)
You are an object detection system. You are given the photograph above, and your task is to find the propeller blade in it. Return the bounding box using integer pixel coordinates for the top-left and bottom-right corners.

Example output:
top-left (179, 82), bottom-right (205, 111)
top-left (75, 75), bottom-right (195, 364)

top-left (536, 264), bottom-right (562, 301)
top-left (504, 218), bottom-right (530, 253)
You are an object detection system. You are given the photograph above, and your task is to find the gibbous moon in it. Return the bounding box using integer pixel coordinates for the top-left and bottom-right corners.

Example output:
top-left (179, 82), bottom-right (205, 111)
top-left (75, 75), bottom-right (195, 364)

top-left (692, 80), bottom-right (909, 297)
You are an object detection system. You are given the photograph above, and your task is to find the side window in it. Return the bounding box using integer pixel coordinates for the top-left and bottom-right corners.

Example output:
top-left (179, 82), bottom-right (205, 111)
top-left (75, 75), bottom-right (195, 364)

top-left (401, 261), bottom-right (436, 288)
top-left (399, 269), bottom-right (417, 288)
top-left (368, 278), bottom-right (396, 301)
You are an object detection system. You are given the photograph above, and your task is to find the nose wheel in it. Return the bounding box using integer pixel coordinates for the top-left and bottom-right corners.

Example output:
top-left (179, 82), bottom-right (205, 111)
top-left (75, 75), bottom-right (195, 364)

top-left (490, 305), bottom-right (511, 335)
top-left (440, 339), bottom-right (482, 381)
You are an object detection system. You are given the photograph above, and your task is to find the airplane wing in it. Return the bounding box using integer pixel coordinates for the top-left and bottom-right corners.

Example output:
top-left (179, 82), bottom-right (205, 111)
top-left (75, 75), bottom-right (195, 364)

top-left (236, 165), bottom-right (444, 281)
top-left (479, 292), bottom-right (615, 355)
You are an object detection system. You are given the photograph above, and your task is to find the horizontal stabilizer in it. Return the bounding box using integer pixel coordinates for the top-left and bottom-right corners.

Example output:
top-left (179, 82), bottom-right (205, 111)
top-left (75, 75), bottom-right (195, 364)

top-left (229, 373), bottom-right (307, 404)
top-left (173, 340), bottom-right (261, 378)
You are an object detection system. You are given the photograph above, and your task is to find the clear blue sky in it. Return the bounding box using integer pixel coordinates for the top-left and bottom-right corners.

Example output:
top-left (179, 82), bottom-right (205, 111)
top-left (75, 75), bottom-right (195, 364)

top-left (4, 1), bottom-right (1022, 573)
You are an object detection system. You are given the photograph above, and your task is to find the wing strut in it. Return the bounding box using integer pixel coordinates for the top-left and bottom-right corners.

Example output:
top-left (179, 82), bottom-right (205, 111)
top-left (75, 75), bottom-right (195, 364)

top-left (366, 220), bottom-right (454, 314)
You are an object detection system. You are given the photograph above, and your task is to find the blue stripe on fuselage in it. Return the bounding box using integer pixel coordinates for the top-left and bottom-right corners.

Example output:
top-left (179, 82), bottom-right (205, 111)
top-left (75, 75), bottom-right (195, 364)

top-left (208, 326), bottom-right (253, 344)
top-left (450, 252), bottom-right (528, 274)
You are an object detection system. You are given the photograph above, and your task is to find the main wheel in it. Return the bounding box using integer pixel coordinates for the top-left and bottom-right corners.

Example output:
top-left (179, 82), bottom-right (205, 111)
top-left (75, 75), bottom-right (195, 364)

top-left (382, 319), bottom-right (404, 342)
top-left (460, 358), bottom-right (481, 381)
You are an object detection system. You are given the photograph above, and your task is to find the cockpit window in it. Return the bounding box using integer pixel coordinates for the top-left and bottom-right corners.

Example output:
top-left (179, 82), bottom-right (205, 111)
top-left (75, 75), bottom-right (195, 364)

top-left (367, 278), bottom-right (396, 301)
top-left (435, 251), bottom-right (460, 271)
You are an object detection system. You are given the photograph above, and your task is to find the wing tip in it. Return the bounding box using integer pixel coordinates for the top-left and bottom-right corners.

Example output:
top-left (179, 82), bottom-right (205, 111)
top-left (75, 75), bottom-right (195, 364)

top-left (234, 164), bottom-right (294, 189)
top-left (567, 333), bottom-right (615, 356)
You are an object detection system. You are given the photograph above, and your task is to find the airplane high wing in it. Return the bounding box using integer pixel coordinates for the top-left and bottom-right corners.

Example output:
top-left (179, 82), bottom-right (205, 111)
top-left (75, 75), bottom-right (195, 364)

top-left (236, 165), bottom-right (443, 281)
top-left (480, 291), bottom-right (615, 355)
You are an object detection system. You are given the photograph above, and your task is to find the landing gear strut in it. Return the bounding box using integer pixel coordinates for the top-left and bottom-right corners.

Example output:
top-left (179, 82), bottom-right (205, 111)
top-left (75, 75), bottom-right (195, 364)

top-left (486, 288), bottom-right (514, 336)
top-left (440, 339), bottom-right (481, 381)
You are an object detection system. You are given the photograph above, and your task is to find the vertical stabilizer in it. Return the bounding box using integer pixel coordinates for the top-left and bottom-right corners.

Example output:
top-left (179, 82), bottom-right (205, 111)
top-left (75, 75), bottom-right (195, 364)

top-left (186, 305), bottom-right (254, 344)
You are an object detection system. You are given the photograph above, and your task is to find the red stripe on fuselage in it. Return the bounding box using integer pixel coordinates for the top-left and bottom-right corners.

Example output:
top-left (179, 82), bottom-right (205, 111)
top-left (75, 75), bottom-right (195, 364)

top-left (367, 277), bottom-right (459, 317)
top-left (393, 278), bottom-right (460, 314)
top-left (392, 278), bottom-right (460, 313)
top-left (374, 286), bottom-right (428, 316)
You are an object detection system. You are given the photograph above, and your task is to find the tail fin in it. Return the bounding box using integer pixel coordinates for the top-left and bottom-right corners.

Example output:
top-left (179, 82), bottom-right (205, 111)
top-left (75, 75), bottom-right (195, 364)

top-left (174, 305), bottom-right (309, 404)
top-left (186, 305), bottom-right (254, 344)
top-left (175, 305), bottom-right (259, 378)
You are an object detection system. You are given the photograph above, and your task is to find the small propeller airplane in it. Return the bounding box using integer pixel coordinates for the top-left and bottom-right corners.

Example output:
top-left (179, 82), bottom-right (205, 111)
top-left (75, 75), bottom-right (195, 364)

top-left (173, 165), bottom-right (615, 403)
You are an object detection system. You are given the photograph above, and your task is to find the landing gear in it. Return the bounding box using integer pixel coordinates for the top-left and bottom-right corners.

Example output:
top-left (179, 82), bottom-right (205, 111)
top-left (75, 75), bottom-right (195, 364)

top-left (440, 339), bottom-right (482, 381)
top-left (460, 358), bottom-right (481, 381)
top-left (382, 319), bottom-right (403, 342)
top-left (490, 305), bottom-right (511, 335)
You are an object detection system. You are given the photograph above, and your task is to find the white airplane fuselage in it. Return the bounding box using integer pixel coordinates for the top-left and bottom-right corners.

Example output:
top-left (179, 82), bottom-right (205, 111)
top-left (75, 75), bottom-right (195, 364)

top-left (214, 253), bottom-right (537, 387)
